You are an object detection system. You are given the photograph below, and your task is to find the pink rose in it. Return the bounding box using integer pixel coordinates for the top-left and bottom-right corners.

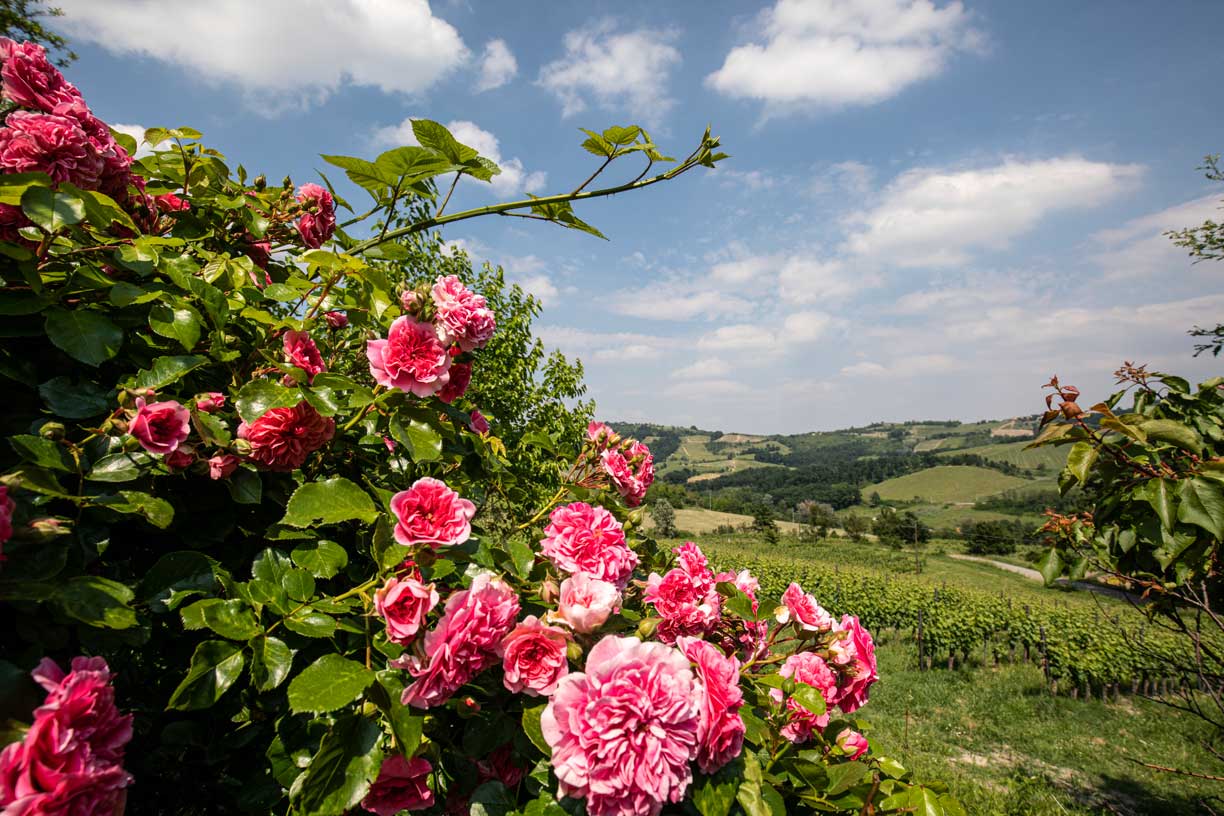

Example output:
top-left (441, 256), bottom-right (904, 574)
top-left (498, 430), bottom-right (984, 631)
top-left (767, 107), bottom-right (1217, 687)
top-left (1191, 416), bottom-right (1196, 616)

top-left (540, 502), bottom-right (639, 589)
top-left (678, 637), bottom-right (745, 774)
top-left (153, 192), bottom-right (189, 212)
top-left (165, 445), bottom-right (196, 470)
top-left (374, 575), bottom-right (439, 644)
top-left (499, 615), bottom-right (570, 697)
top-left (468, 409), bottom-right (489, 435)
top-left (244, 238), bottom-right (272, 272)
top-left (0, 39), bottom-right (82, 111)
top-left (836, 729), bottom-right (869, 760)
top-left (734, 569), bottom-right (759, 598)
top-left (399, 290), bottom-right (419, 312)
top-left (295, 183), bottom-right (335, 249)
top-left (0, 202), bottom-right (31, 244)
top-left (776, 582), bottom-right (833, 633)
top-left (475, 744), bottom-right (525, 789)
top-left (430, 275), bottom-right (496, 352)
top-left (0, 485), bottom-right (14, 550)
top-left (207, 454), bottom-right (240, 480)
top-left (366, 316), bottom-right (451, 397)
top-left (644, 543), bottom-right (722, 644)
top-left (772, 652), bottom-right (838, 743)
top-left (541, 636), bottom-right (702, 816)
top-left (361, 755), bottom-right (433, 816)
top-left (557, 573), bottom-right (620, 634)
top-left (390, 477), bottom-right (476, 549)
top-left (400, 572), bottom-right (520, 708)
top-left (323, 310), bottom-right (348, 329)
top-left (130, 397), bottom-right (190, 455)
top-left (282, 329), bottom-right (326, 383)
top-left (586, 421), bottom-right (617, 448)
top-left (237, 401), bottom-right (334, 472)
top-left (437, 361), bottom-right (471, 404)
top-left (195, 392), bottom-right (225, 413)
top-left (0, 111), bottom-right (103, 188)
top-left (600, 440), bottom-right (654, 507)
top-left (831, 615), bottom-right (879, 714)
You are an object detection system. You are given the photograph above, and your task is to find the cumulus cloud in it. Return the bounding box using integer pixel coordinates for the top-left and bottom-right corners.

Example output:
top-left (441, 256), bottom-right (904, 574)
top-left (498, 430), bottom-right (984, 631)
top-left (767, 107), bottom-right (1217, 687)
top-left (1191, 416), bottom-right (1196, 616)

top-left (843, 156), bottom-right (1143, 267)
top-left (674, 358), bottom-right (731, 379)
top-left (707, 0), bottom-right (983, 112)
top-left (1091, 194), bottom-right (1223, 281)
top-left (372, 118), bottom-right (546, 196)
top-left (56, 0), bottom-right (468, 110)
top-left (537, 327), bottom-right (665, 363)
top-left (109, 124), bottom-right (153, 158)
top-left (538, 22), bottom-right (681, 125)
top-left (474, 38), bottom-right (518, 92)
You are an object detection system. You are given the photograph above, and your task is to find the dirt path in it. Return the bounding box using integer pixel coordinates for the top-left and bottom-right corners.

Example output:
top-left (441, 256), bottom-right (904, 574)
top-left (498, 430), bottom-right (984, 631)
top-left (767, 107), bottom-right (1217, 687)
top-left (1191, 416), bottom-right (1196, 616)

top-left (947, 553), bottom-right (1142, 603)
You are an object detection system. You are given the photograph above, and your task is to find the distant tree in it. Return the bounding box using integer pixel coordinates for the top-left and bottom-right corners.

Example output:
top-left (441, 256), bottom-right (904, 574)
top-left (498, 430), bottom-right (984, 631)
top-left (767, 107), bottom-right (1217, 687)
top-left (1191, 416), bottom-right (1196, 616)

top-left (651, 498), bottom-right (677, 538)
top-left (1167, 154), bottom-right (1224, 355)
top-left (843, 513), bottom-right (869, 542)
top-left (798, 500), bottom-right (838, 539)
top-left (1, 1), bottom-right (76, 65)
top-left (868, 491), bottom-right (882, 507)
top-left (751, 503), bottom-right (779, 545)
top-left (873, 508), bottom-right (931, 571)
top-left (963, 520), bottom-right (1023, 556)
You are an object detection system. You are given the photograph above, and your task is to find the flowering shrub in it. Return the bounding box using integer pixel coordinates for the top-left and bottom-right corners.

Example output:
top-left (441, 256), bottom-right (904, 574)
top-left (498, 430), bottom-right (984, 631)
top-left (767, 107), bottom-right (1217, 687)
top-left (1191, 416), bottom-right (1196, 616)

top-left (0, 39), bottom-right (961, 816)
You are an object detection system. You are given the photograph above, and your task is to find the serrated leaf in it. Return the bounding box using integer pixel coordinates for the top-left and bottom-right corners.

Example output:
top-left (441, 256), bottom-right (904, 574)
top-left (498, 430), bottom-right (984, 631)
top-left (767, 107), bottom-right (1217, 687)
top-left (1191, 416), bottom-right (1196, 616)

top-left (250, 635), bottom-right (295, 692)
top-left (825, 761), bottom-right (868, 796)
top-left (235, 380), bottom-right (300, 422)
top-left (168, 640), bottom-right (246, 710)
top-left (57, 576), bottom-right (138, 629)
top-left (9, 434), bottom-right (72, 472)
top-left (1178, 477), bottom-right (1224, 540)
top-left (523, 704), bottom-right (550, 756)
top-left (1037, 547), bottom-right (1064, 586)
top-left (45, 309), bottom-right (123, 366)
top-left (201, 599), bottom-right (261, 640)
top-left (283, 609), bottom-right (337, 638)
top-left (288, 654), bottom-right (375, 714)
top-left (86, 451), bottom-right (152, 482)
top-left (1144, 478), bottom-right (1179, 532)
top-left (139, 551), bottom-right (216, 612)
top-left (21, 185), bottom-right (85, 231)
top-left (292, 715), bottom-right (382, 816)
top-left (132, 355), bottom-right (208, 391)
top-left (1141, 419), bottom-right (1203, 453)
top-left (149, 302), bottom-right (203, 351)
top-left (291, 540), bottom-right (349, 579)
top-left (1063, 441), bottom-right (1098, 484)
top-left (39, 376), bottom-right (109, 419)
top-left (388, 413), bottom-right (442, 462)
top-left (282, 478), bottom-right (377, 527)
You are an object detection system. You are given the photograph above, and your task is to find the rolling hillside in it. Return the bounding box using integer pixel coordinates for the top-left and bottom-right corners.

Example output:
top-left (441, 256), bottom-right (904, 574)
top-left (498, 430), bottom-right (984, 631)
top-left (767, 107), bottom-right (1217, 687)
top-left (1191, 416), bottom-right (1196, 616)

top-left (861, 465), bottom-right (1036, 503)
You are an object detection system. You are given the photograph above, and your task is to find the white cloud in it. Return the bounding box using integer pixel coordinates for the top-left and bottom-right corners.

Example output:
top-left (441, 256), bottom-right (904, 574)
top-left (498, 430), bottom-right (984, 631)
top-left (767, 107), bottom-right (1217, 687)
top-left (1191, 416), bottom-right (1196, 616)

top-left (664, 379), bottom-right (754, 399)
top-left (1091, 194), bottom-right (1222, 280)
top-left (783, 310), bottom-right (834, 342)
top-left (537, 327), bottom-right (665, 363)
top-left (674, 358), bottom-right (731, 379)
top-left (110, 123), bottom-right (153, 158)
top-left (697, 324), bottom-right (780, 353)
top-left (56, 0), bottom-right (468, 110)
top-left (474, 38), bottom-right (517, 92)
top-left (538, 22), bottom-right (680, 125)
top-left (778, 258), bottom-right (876, 304)
top-left (711, 167), bottom-right (779, 191)
top-left (840, 361), bottom-right (888, 377)
top-left (611, 287), bottom-right (755, 321)
top-left (372, 118), bottom-right (546, 196)
top-left (843, 157), bottom-right (1144, 267)
top-left (707, 0), bottom-right (983, 112)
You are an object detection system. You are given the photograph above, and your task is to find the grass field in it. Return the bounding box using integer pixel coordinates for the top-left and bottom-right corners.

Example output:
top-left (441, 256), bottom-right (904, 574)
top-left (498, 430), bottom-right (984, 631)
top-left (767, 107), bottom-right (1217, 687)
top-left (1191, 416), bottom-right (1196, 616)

top-left (644, 506), bottom-right (805, 534)
top-left (655, 434), bottom-right (784, 481)
top-left (938, 440), bottom-right (1068, 472)
top-left (862, 465), bottom-right (1038, 503)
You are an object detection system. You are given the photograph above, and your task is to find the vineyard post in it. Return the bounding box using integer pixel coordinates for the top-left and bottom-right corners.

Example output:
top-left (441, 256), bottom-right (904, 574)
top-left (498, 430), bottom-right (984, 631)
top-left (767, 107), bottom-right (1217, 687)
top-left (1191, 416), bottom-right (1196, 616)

top-left (917, 609), bottom-right (924, 671)
top-left (1040, 625), bottom-right (1050, 693)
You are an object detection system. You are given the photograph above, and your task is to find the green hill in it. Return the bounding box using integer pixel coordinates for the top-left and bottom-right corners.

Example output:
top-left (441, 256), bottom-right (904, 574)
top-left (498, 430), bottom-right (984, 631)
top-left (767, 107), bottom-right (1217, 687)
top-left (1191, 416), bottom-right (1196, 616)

top-left (862, 465), bottom-right (1037, 503)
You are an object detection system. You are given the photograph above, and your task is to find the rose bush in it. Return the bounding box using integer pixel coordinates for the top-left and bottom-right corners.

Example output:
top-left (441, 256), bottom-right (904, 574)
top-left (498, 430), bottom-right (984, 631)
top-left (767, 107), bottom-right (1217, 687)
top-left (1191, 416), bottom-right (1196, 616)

top-left (0, 40), bottom-right (961, 816)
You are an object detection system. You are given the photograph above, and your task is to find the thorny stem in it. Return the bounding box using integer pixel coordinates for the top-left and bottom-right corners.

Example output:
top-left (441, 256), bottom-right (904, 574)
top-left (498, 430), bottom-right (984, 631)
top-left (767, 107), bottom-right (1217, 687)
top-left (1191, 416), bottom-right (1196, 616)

top-left (516, 486), bottom-right (570, 532)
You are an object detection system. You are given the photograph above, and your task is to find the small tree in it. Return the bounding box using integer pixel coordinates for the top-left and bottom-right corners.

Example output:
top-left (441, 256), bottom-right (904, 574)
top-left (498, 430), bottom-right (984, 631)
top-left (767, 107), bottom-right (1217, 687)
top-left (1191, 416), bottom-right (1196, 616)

top-left (751, 502), bottom-right (780, 545)
top-left (651, 498), bottom-right (677, 538)
top-left (844, 512), bottom-right (870, 541)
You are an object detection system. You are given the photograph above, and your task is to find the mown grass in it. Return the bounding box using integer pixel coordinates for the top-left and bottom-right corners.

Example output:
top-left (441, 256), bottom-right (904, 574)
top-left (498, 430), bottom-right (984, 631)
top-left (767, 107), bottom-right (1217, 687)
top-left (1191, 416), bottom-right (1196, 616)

top-left (938, 440), bottom-right (1068, 472)
top-left (862, 465), bottom-right (1040, 503)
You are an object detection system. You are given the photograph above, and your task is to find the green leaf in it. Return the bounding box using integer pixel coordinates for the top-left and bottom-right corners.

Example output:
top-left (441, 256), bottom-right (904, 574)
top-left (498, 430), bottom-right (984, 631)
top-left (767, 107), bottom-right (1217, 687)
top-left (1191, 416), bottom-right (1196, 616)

top-left (57, 576), bottom-right (138, 629)
top-left (132, 355), bottom-right (208, 391)
top-left (139, 551), bottom-right (216, 612)
top-left (374, 672), bottom-right (424, 755)
top-left (292, 715), bottom-right (382, 816)
top-left (522, 704), bottom-right (550, 756)
top-left (320, 154), bottom-right (397, 193)
top-left (291, 540), bottom-right (349, 579)
top-left (1178, 477), bottom-right (1224, 540)
top-left (908, 786), bottom-right (944, 816)
top-left (167, 640), bottom-right (246, 711)
top-left (469, 781), bottom-right (515, 816)
top-left (250, 635), bottom-right (295, 692)
top-left (87, 451), bottom-right (152, 482)
top-left (21, 185), bottom-right (85, 232)
top-left (235, 379), bottom-right (300, 423)
top-left (149, 302), bottom-right (203, 351)
top-left (283, 568), bottom-right (316, 602)
top-left (282, 477), bottom-right (378, 527)
top-left (737, 753), bottom-right (785, 816)
top-left (1141, 418), bottom-right (1203, 453)
top-left (1037, 547), bottom-right (1064, 586)
top-left (411, 119), bottom-right (477, 164)
top-left (692, 759), bottom-right (744, 816)
top-left (388, 413), bottom-right (442, 462)
top-left (1064, 441), bottom-right (1098, 484)
top-left (201, 599), bottom-right (261, 640)
top-left (39, 376), bottom-right (109, 418)
top-left (825, 761), bottom-right (868, 796)
top-left (225, 467), bottom-right (262, 505)
top-left (506, 537), bottom-right (535, 579)
top-left (252, 547), bottom-right (293, 584)
top-left (792, 684), bottom-right (827, 718)
top-left (45, 309), bottom-right (123, 366)
top-left (9, 435), bottom-right (72, 472)
top-left (97, 490), bottom-right (175, 528)
top-left (1144, 478), bottom-right (1179, 532)
top-left (283, 608), bottom-right (337, 638)
top-left (288, 654), bottom-right (375, 714)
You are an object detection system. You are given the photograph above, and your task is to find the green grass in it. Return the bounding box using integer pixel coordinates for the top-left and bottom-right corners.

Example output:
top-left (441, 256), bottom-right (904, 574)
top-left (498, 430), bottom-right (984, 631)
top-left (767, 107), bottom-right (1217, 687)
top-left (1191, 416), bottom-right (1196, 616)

top-left (938, 440), bottom-right (1067, 472)
top-left (862, 465), bottom-right (1038, 504)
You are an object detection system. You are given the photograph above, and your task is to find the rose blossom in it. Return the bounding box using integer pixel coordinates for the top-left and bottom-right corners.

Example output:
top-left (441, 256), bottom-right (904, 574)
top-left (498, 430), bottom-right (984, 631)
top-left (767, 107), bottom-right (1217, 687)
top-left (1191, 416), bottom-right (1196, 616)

top-left (282, 329), bottom-right (326, 383)
top-left (0, 485), bottom-right (14, 551)
top-left (323, 310), bottom-right (348, 329)
top-left (0, 38), bottom-right (81, 111)
top-left (831, 615), bottom-right (879, 714)
top-left (237, 401), bottom-right (334, 472)
top-left (468, 409), bottom-right (489, 435)
top-left (643, 543), bottom-right (722, 644)
top-left (390, 477), bottom-right (476, 549)
top-left (295, 183), bottom-right (335, 248)
top-left (540, 502), bottom-right (638, 588)
top-left (207, 454), bottom-right (240, 480)
top-left (399, 572), bottom-right (520, 708)
top-left (130, 397), bottom-right (190, 455)
top-left (195, 392), bottom-right (225, 413)
top-left (399, 290), bottom-right (418, 311)
top-left (361, 755), bottom-right (433, 816)
top-left (771, 652), bottom-right (838, 743)
top-left (586, 421), bottom-right (617, 448)
top-left (499, 615), bottom-right (570, 697)
top-left (776, 582), bottom-right (833, 633)
top-left (837, 729), bottom-right (869, 760)
top-left (541, 636), bottom-right (702, 816)
top-left (430, 275), bottom-right (496, 352)
top-left (366, 316), bottom-right (451, 397)
top-left (600, 440), bottom-right (654, 507)
top-left (556, 573), bottom-right (620, 634)
top-left (437, 361), bottom-right (471, 404)
top-left (153, 192), bottom-right (189, 212)
top-left (0, 111), bottom-right (102, 188)
top-left (678, 637), bottom-right (745, 774)
top-left (374, 575), bottom-right (439, 644)
top-left (475, 745), bottom-right (525, 789)
top-left (165, 445), bottom-right (195, 470)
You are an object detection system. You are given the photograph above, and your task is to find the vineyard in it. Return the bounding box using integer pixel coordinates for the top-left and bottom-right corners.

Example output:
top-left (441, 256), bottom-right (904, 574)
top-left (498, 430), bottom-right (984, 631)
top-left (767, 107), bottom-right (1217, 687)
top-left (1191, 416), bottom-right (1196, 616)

top-left (704, 539), bottom-right (1208, 701)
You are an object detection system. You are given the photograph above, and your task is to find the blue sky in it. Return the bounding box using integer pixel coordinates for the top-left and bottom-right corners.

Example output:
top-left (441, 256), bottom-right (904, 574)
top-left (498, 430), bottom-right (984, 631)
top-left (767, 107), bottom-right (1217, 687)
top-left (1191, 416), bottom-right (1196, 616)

top-left (50, 0), bottom-right (1224, 433)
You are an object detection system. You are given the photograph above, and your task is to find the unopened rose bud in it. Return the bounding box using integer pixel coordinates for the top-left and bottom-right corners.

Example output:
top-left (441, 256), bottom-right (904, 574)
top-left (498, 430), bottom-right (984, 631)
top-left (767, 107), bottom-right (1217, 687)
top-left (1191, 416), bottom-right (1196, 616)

top-left (1060, 401), bottom-right (1082, 419)
top-left (282, 176), bottom-right (292, 189)
top-left (636, 616), bottom-right (661, 639)
top-left (121, 434), bottom-right (142, 452)
top-left (566, 640), bottom-right (584, 663)
top-left (400, 291), bottom-right (418, 311)
top-left (540, 577), bottom-right (559, 604)
top-left (231, 439), bottom-right (252, 456)
top-left (323, 311), bottom-right (348, 329)
top-left (456, 697), bottom-right (480, 718)
top-left (39, 421), bottom-right (65, 440)
top-left (253, 175), bottom-right (267, 191)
